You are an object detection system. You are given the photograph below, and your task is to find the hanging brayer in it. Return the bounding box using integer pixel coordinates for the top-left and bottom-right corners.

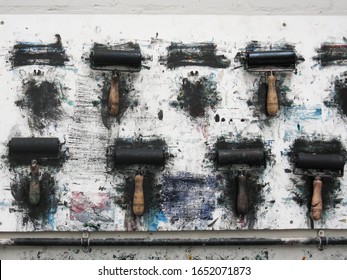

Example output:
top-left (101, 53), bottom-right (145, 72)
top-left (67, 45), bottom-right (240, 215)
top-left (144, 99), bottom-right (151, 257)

top-left (90, 46), bottom-right (142, 117)
top-left (294, 152), bottom-right (345, 220)
top-left (236, 49), bottom-right (302, 116)
top-left (8, 137), bottom-right (63, 205)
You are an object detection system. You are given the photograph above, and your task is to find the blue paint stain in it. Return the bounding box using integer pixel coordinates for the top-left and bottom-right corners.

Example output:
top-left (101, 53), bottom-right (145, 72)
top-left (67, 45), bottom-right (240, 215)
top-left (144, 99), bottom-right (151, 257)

top-left (47, 193), bottom-right (57, 230)
top-left (145, 209), bottom-right (168, 232)
top-left (284, 105), bottom-right (322, 120)
top-left (161, 172), bottom-right (216, 222)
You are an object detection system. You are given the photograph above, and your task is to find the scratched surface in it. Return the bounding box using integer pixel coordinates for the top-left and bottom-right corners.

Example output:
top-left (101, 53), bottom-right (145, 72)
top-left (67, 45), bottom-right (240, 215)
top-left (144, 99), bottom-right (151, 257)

top-left (0, 15), bottom-right (347, 231)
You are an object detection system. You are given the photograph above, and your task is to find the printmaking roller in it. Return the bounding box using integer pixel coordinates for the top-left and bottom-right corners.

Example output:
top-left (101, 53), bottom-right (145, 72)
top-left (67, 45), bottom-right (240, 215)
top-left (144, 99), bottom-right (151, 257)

top-left (114, 147), bottom-right (166, 216)
top-left (90, 47), bottom-right (142, 116)
top-left (294, 152), bottom-right (345, 220)
top-left (238, 50), bottom-right (299, 116)
top-left (8, 137), bottom-right (62, 205)
top-left (217, 148), bottom-right (266, 215)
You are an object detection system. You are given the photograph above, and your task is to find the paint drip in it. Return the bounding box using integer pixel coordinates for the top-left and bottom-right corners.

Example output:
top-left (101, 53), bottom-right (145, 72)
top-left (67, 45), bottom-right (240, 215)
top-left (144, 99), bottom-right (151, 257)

top-left (9, 34), bottom-right (69, 67)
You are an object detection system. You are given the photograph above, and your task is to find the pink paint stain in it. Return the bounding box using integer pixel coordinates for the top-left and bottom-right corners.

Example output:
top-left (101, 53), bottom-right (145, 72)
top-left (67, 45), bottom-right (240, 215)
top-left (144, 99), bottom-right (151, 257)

top-left (70, 191), bottom-right (110, 220)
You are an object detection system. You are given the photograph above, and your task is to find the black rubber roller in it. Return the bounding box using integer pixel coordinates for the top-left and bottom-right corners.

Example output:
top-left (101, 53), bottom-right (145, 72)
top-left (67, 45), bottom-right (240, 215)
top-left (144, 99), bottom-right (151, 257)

top-left (217, 148), bottom-right (265, 166)
top-left (114, 148), bottom-right (165, 166)
top-left (246, 50), bottom-right (297, 69)
top-left (9, 137), bottom-right (60, 161)
top-left (295, 152), bottom-right (345, 171)
top-left (90, 49), bottom-right (142, 70)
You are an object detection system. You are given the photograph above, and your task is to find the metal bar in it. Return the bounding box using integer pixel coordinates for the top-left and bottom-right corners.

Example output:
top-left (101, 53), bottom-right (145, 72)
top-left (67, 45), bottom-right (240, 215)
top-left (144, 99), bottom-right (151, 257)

top-left (2, 237), bottom-right (347, 246)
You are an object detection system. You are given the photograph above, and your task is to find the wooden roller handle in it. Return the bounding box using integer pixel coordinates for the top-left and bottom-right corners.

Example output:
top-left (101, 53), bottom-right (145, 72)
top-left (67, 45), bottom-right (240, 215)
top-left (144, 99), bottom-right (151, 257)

top-left (267, 73), bottom-right (279, 116)
top-left (237, 174), bottom-right (248, 215)
top-left (29, 160), bottom-right (40, 205)
top-left (133, 174), bottom-right (145, 216)
top-left (311, 176), bottom-right (323, 220)
top-left (109, 75), bottom-right (119, 116)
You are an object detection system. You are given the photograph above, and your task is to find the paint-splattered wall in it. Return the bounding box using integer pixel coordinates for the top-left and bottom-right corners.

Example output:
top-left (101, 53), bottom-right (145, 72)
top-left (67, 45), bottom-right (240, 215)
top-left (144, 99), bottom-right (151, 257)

top-left (1, 15), bottom-right (347, 232)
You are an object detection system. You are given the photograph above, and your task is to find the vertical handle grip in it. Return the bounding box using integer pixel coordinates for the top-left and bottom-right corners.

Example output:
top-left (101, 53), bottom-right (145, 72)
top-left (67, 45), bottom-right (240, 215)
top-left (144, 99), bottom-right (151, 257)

top-left (133, 174), bottom-right (145, 216)
top-left (109, 75), bottom-right (119, 116)
top-left (267, 73), bottom-right (279, 116)
top-left (29, 160), bottom-right (40, 205)
top-left (311, 176), bottom-right (323, 220)
top-left (237, 174), bottom-right (248, 215)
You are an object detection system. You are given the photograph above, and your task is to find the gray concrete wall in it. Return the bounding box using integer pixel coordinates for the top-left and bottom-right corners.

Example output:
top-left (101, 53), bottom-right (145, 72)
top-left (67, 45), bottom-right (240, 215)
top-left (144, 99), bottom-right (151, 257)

top-left (0, 0), bottom-right (346, 14)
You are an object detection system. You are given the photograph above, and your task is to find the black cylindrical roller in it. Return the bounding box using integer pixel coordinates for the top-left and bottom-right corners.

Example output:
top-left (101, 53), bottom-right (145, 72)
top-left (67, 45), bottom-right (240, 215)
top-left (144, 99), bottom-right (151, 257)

top-left (9, 137), bottom-right (60, 159)
top-left (295, 152), bottom-right (345, 171)
top-left (246, 50), bottom-right (297, 69)
top-left (217, 148), bottom-right (265, 166)
top-left (115, 148), bottom-right (165, 166)
top-left (90, 49), bottom-right (142, 70)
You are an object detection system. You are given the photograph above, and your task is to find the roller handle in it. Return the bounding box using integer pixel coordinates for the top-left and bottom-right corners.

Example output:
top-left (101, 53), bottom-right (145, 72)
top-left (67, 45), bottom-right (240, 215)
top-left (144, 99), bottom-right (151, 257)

top-left (237, 174), bottom-right (248, 215)
top-left (29, 160), bottom-right (40, 205)
top-left (267, 73), bottom-right (279, 116)
top-left (311, 176), bottom-right (323, 220)
top-left (133, 174), bottom-right (144, 216)
top-left (109, 74), bottom-right (119, 116)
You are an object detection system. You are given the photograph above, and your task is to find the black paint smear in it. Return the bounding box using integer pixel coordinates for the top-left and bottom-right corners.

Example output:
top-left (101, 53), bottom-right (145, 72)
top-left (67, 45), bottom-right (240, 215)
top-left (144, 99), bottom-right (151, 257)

top-left (10, 172), bottom-right (57, 227)
top-left (289, 139), bottom-right (346, 220)
top-left (161, 43), bottom-right (230, 69)
top-left (327, 77), bottom-right (347, 117)
top-left (314, 43), bottom-right (347, 66)
top-left (15, 79), bottom-right (64, 131)
top-left (171, 76), bottom-right (220, 118)
top-left (215, 139), bottom-right (267, 229)
top-left (100, 72), bottom-right (138, 129)
top-left (9, 34), bottom-right (69, 67)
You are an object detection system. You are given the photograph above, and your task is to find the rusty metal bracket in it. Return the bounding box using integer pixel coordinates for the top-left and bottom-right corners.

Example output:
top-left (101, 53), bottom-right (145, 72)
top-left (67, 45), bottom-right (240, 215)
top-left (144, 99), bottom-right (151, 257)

top-left (81, 231), bottom-right (91, 253)
top-left (317, 230), bottom-right (327, 251)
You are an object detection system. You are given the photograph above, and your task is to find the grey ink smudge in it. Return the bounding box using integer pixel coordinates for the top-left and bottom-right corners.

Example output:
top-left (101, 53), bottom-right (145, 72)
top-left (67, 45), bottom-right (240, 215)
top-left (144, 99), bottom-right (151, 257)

top-left (324, 75), bottom-right (347, 117)
top-left (313, 42), bottom-right (347, 66)
top-left (15, 79), bottom-right (65, 131)
top-left (170, 75), bottom-right (220, 118)
top-left (10, 172), bottom-right (57, 228)
top-left (289, 139), bottom-right (346, 222)
top-left (160, 172), bottom-right (216, 224)
top-left (160, 42), bottom-right (230, 69)
top-left (9, 34), bottom-right (69, 67)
